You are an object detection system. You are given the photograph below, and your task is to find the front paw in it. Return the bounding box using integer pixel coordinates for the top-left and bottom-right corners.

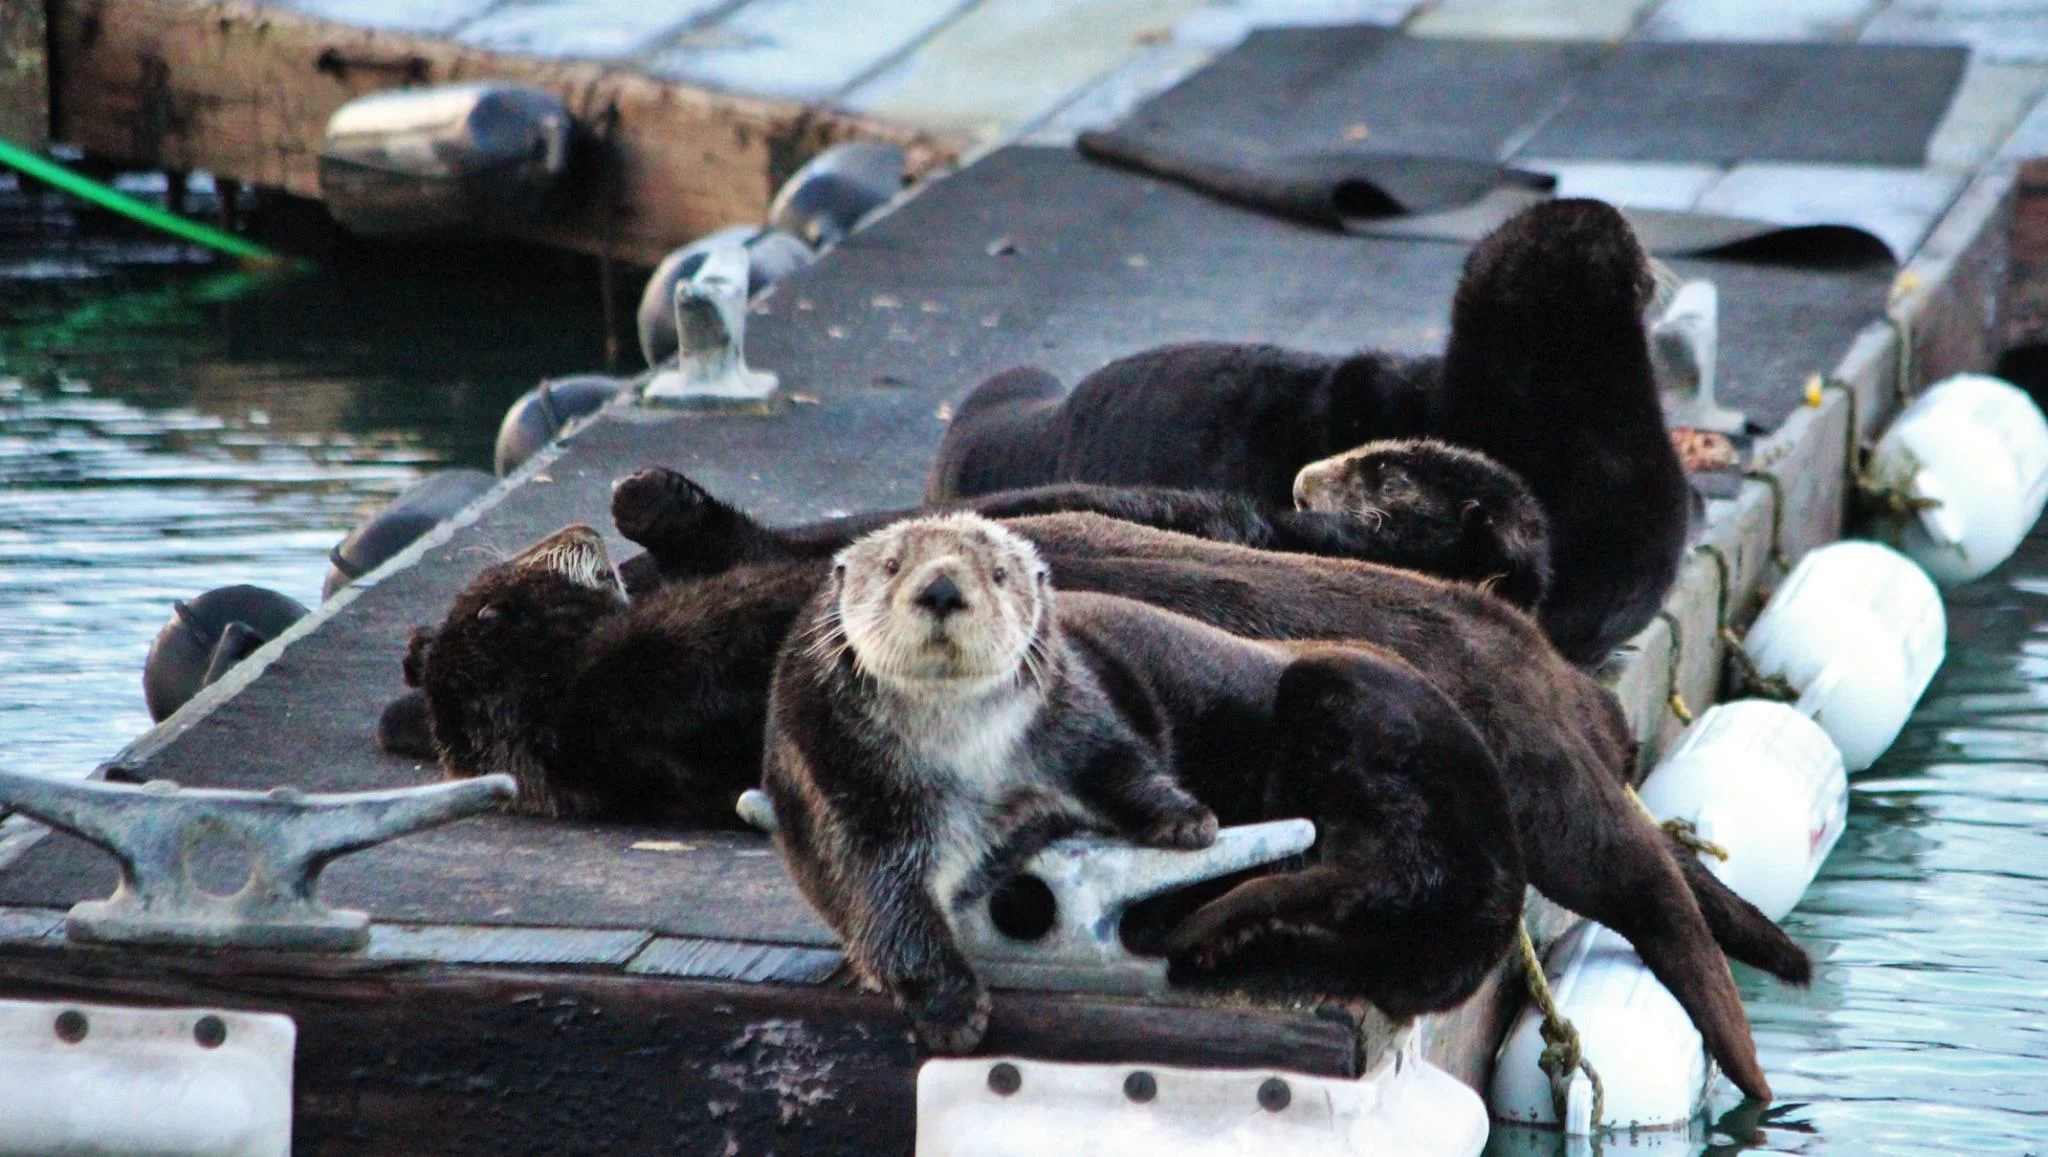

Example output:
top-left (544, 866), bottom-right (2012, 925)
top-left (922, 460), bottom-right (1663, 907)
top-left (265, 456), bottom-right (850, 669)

top-left (1142, 807), bottom-right (1219, 850)
top-left (610, 467), bottom-right (711, 545)
top-left (905, 977), bottom-right (992, 1055)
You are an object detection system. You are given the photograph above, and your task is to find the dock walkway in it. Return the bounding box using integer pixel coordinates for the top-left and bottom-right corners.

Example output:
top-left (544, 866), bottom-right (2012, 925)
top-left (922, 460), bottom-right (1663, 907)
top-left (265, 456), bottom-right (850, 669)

top-left (7, 0), bottom-right (2048, 1151)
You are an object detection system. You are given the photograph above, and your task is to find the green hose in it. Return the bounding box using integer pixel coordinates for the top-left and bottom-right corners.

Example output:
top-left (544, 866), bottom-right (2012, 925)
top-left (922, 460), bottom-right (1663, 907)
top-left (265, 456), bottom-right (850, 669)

top-left (0, 136), bottom-right (299, 268)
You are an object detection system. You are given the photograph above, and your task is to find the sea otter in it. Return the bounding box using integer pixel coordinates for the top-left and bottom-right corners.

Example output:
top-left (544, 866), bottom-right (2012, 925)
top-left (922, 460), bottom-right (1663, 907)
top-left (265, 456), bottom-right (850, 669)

top-left (405, 511), bottom-right (1798, 1101)
top-left (924, 198), bottom-right (1687, 666)
top-left (762, 514), bottom-right (1525, 1053)
top-left (607, 455), bottom-right (1549, 610)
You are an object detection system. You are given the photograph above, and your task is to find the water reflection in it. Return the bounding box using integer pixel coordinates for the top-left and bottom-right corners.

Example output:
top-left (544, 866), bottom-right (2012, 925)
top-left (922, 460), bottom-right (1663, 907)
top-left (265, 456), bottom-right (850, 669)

top-left (1, 251), bottom-right (616, 780)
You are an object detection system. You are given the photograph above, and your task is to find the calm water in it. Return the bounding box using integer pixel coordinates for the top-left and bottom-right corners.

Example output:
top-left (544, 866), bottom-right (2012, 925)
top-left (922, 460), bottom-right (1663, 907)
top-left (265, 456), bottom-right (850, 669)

top-left (0, 235), bottom-right (617, 781)
top-left (4, 237), bottom-right (2047, 1154)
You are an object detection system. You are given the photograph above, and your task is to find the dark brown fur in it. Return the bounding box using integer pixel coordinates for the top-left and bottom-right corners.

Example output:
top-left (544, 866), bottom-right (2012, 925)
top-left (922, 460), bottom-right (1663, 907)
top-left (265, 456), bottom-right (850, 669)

top-left (609, 458), bottom-right (1549, 609)
top-left (924, 199), bottom-right (1686, 665)
top-left (763, 516), bottom-right (1524, 1051)
top-left (402, 508), bottom-right (1798, 1099)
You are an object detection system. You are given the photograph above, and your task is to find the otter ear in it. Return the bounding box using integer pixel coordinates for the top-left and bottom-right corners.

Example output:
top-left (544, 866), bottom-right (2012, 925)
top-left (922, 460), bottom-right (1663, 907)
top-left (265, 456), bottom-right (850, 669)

top-left (402, 627), bottom-right (436, 687)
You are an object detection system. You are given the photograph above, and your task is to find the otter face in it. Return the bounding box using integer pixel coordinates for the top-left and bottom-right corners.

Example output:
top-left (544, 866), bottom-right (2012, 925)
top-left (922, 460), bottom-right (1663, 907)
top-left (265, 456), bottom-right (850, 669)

top-left (1294, 438), bottom-right (1474, 527)
top-left (404, 524), bottom-right (628, 810)
top-left (832, 514), bottom-right (1050, 687)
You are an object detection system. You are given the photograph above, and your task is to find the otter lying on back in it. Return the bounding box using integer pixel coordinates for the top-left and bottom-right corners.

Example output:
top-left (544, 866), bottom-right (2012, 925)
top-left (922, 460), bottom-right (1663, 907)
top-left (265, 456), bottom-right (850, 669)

top-left (405, 509), bottom-right (1799, 1101)
top-left (764, 514), bottom-right (1524, 1052)
top-left (925, 199), bottom-right (1687, 666)
top-left (609, 452), bottom-right (1549, 611)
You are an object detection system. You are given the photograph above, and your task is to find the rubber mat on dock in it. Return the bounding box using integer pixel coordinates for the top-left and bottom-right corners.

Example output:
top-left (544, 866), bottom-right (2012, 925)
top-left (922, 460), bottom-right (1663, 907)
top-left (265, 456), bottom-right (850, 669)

top-left (1081, 29), bottom-right (1970, 258)
top-left (0, 148), bottom-right (1890, 941)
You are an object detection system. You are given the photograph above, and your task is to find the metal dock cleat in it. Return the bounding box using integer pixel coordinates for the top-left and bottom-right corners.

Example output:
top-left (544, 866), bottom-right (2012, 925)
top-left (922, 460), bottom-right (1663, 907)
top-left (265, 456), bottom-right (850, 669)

top-left (736, 790), bottom-right (1314, 996)
top-left (640, 243), bottom-right (780, 407)
top-left (0, 769), bottom-right (514, 952)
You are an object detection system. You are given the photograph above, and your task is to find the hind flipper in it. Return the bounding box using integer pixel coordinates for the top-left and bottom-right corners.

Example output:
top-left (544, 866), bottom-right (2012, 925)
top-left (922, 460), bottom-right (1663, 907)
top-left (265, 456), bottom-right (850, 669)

top-left (1671, 839), bottom-right (1812, 984)
top-left (1536, 795), bottom-right (1772, 1101)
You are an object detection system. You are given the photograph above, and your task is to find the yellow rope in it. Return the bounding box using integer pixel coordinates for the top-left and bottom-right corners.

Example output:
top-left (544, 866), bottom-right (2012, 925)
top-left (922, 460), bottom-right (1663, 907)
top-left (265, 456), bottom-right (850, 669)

top-left (1628, 784), bottom-right (1731, 863)
top-left (1656, 611), bottom-right (1694, 724)
top-left (1516, 924), bottom-right (1604, 1130)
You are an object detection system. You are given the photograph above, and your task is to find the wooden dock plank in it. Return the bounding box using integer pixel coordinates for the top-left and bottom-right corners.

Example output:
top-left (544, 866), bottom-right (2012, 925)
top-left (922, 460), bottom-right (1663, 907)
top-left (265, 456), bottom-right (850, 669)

top-left (45, 0), bottom-right (960, 265)
top-left (0, 939), bottom-right (1365, 1154)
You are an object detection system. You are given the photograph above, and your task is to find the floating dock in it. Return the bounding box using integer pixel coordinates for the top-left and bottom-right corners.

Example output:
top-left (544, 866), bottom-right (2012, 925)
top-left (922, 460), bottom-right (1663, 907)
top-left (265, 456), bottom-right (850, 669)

top-left (9, 0), bottom-right (2048, 1151)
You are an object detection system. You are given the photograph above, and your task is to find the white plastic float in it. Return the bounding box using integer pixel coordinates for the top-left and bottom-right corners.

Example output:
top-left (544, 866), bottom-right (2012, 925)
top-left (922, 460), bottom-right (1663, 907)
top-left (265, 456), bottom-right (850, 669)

top-left (1865, 372), bottom-right (2048, 586)
top-left (1489, 920), bottom-right (1708, 1139)
top-left (1742, 539), bottom-right (1946, 770)
top-left (1491, 701), bottom-right (1849, 1141)
top-left (920, 1027), bottom-right (1487, 1157)
top-left (1636, 700), bottom-right (1848, 922)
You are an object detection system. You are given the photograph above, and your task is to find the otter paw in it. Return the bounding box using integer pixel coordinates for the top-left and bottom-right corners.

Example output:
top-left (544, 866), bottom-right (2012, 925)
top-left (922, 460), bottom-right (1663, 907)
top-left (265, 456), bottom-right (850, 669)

top-left (1142, 807), bottom-right (1219, 850)
top-left (908, 980), bottom-right (992, 1055)
top-left (610, 467), bottom-right (712, 546)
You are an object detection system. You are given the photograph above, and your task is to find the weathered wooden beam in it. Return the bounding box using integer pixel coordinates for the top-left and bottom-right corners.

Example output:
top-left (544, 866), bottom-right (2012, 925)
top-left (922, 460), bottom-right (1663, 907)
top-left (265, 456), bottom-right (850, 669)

top-left (44, 0), bottom-right (962, 265)
top-left (0, 0), bottom-right (48, 146)
top-left (0, 935), bottom-right (1363, 1154)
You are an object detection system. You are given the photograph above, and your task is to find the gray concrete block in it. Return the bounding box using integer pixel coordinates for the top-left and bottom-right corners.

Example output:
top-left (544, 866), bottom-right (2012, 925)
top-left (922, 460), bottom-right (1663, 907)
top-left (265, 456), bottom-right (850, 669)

top-left (647, 0), bottom-right (974, 102)
top-left (1927, 59), bottom-right (2048, 170)
top-left (1519, 159), bottom-right (1723, 211)
top-left (1636, 0), bottom-right (1879, 42)
top-left (1411, 0), bottom-right (1656, 41)
top-left (278, 0), bottom-right (504, 36)
top-left (1864, 1), bottom-right (2048, 63)
top-left (1695, 163), bottom-right (1968, 261)
top-left (842, 0), bottom-right (1211, 142)
top-left (451, 0), bottom-right (728, 59)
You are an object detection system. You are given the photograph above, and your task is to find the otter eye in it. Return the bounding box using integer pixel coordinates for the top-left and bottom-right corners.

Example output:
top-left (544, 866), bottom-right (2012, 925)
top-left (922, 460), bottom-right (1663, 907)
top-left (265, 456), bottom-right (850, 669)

top-left (991, 566), bottom-right (1007, 585)
top-left (1036, 569), bottom-right (1049, 587)
top-left (883, 558), bottom-right (901, 576)
top-left (833, 562), bottom-right (847, 585)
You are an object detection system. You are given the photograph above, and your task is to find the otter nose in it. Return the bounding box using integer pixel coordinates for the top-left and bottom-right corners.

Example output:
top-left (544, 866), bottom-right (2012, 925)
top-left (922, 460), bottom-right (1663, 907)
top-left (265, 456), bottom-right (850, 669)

top-left (913, 573), bottom-right (968, 618)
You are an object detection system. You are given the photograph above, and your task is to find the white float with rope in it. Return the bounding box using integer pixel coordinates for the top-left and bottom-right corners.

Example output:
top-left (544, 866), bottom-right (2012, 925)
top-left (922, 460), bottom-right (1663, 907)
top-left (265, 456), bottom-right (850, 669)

top-left (1636, 700), bottom-right (1848, 923)
top-left (1490, 700), bottom-right (1848, 1141)
top-left (1864, 372), bottom-right (2048, 586)
top-left (1739, 539), bottom-right (1946, 770)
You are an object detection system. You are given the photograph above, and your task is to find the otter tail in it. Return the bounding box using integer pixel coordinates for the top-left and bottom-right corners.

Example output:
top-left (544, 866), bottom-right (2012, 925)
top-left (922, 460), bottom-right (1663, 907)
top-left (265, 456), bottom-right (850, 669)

top-left (1673, 843), bottom-right (1813, 984)
top-left (926, 367), bottom-right (1066, 501)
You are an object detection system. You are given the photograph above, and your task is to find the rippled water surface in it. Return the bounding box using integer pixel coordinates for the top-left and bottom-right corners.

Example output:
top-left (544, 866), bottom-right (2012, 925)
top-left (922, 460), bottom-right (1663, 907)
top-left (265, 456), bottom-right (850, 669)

top-left (1, 246), bottom-right (614, 780)
top-left (6, 239), bottom-right (2048, 1154)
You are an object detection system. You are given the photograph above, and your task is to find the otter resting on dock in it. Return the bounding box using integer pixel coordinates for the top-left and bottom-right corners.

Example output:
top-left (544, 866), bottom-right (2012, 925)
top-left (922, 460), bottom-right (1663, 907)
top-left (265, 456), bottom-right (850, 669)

top-left (762, 513), bottom-right (1526, 1052)
top-left (403, 489), bottom-right (1803, 1099)
top-left (924, 198), bottom-right (1687, 667)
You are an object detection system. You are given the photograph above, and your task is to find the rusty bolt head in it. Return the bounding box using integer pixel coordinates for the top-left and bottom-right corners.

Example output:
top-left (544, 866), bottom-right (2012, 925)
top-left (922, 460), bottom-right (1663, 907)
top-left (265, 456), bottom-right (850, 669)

top-left (1123, 1070), bottom-right (1157, 1103)
top-left (1257, 1077), bottom-right (1290, 1112)
top-left (54, 1009), bottom-right (88, 1044)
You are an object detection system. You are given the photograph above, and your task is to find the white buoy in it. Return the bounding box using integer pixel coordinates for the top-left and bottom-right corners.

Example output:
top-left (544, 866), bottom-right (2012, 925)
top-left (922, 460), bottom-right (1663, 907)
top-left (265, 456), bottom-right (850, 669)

top-left (1636, 700), bottom-right (1848, 922)
top-left (1742, 540), bottom-right (1945, 770)
top-left (1865, 372), bottom-right (2048, 585)
top-left (1488, 922), bottom-right (1709, 1136)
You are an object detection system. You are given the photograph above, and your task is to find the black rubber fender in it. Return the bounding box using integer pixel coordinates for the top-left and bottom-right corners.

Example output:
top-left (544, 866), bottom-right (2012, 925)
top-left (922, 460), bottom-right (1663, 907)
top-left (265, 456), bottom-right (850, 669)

top-left (323, 469), bottom-right (498, 599)
top-left (142, 585), bottom-right (310, 722)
